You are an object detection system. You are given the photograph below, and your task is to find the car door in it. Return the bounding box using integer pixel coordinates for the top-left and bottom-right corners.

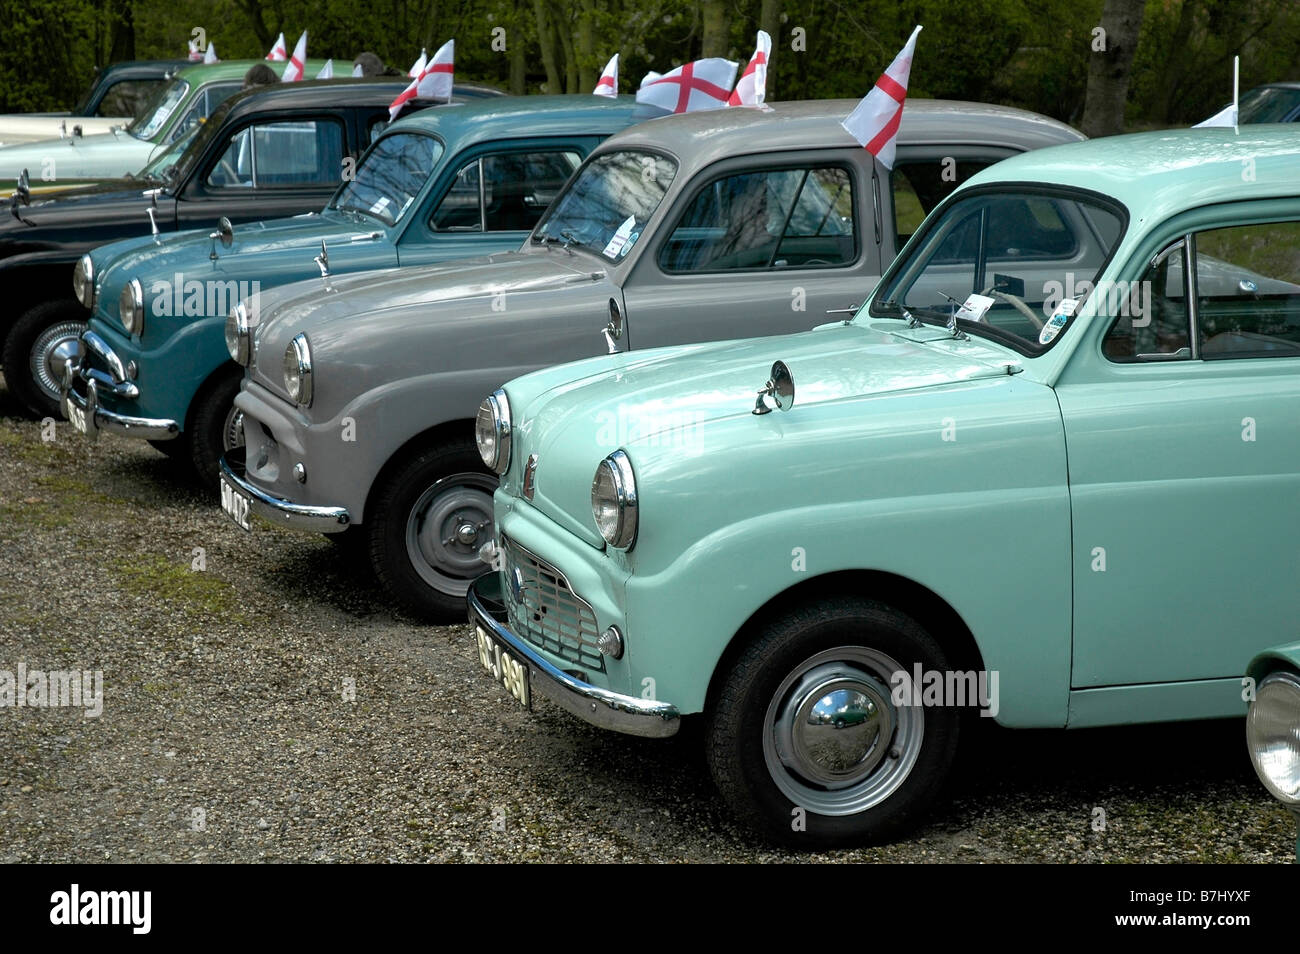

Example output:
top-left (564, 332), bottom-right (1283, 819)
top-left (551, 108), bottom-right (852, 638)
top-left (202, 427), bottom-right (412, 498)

top-left (620, 150), bottom-right (877, 350)
top-left (177, 114), bottom-right (350, 227)
top-left (396, 141), bottom-right (591, 266)
top-left (1058, 204), bottom-right (1300, 688)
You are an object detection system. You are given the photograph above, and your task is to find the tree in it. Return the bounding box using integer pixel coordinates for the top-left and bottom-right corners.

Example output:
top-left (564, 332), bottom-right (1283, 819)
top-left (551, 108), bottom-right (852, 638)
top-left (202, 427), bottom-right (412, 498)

top-left (1080, 0), bottom-right (1146, 137)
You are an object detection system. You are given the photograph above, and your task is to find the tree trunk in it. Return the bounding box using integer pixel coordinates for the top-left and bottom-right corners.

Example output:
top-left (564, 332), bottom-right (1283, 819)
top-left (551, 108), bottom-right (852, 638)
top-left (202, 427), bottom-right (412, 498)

top-left (533, 0), bottom-right (563, 92)
top-left (558, 10), bottom-right (580, 92)
top-left (577, 0), bottom-right (599, 93)
top-left (701, 0), bottom-right (730, 58)
top-left (1080, 0), bottom-right (1148, 137)
top-left (235, 0), bottom-right (273, 49)
top-left (107, 0), bottom-right (135, 63)
top-left (760, 0), bottom-right (781, 99)
top-left (510, 0), bottom-right (528, 94)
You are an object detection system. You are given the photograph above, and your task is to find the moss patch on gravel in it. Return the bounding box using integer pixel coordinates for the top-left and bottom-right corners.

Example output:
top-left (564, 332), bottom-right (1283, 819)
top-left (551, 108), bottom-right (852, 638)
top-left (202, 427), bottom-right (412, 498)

top-left (109, 552), bottom-right (247, 624)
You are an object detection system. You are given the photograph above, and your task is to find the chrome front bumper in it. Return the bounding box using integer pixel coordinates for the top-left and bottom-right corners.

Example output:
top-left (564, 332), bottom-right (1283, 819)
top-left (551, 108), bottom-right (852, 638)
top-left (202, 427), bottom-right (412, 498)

top-left (59, 332), bottom-right (178, 442)
top-left (219, 447), bottom-right (351, 533)
top-left (467, 573), bottom-right (680, 738)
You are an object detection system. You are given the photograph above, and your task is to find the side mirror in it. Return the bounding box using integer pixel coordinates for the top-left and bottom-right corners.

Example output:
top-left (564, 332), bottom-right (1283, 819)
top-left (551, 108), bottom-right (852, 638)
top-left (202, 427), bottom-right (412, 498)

top-left (602, 297), bottom-right (624, 353)
top-left (217, 216), bottom-right (234, 247)
top-left (16, 168), bottom-right (31, 206)
top-left (752, 360), bottom-right (795, 415)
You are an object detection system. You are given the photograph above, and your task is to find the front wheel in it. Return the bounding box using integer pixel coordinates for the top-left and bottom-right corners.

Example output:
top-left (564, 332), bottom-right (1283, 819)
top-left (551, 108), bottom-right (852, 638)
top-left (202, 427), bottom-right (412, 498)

top-left (2, 300), bottom-right (88, 418)
top-left (367, 439), bottom-right (498, 622)
top-left (186, 370), bottom-right (244, 487)
top-left (705, 597), bottom-right (961, 849)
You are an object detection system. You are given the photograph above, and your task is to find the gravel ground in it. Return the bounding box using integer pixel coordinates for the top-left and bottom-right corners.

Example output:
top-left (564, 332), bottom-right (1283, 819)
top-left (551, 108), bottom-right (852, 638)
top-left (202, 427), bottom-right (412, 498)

top-left (0, 378), bottom-right (1292, 863)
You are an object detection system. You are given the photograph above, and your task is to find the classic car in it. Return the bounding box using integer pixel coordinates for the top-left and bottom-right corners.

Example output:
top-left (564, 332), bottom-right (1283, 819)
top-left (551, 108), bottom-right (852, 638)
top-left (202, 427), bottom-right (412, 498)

top-left (0, 59), bottom-right (328, 191)
top-left (1245, 643), bottom-right (1300, 860)
top-left (1237, 82), bottom-right (1300, 124)
top-left (0, 78), bottom-right (485, 418)
top-left (465, 126), bottom-right (1300, 848)
top-left (0, 59), bottom-right (191, 147)
top-left (60, 94), bottom-right (647, 482)
top-left (217, 99), bottom-right (1082, 621)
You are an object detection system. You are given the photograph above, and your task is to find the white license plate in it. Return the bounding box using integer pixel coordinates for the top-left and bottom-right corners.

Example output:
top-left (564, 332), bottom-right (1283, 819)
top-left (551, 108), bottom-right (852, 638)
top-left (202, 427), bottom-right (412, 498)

top-left (220, 474), bottom-right (251, 532)
top-left (67, 401), bottom-right (89, 435)
top-left (476, 625), bottom-right (530, 709)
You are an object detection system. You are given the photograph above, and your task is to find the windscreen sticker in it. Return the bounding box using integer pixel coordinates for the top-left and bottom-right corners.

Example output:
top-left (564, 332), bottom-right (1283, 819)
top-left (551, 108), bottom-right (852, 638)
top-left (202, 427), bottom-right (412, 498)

top-left (602, 215), bottom-right (636, 258)
top-left (369, 195), bottom-right (391, 216)
top-left (1039, 297), bottom-right (1078, 345)
top-left (955, 293), bottom-right (996, 323)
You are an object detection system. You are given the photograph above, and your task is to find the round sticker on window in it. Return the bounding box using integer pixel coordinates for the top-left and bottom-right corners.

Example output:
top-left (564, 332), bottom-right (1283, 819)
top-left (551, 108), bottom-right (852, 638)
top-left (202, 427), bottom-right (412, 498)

top-left (1039, 297), bottom-right (1078, 346)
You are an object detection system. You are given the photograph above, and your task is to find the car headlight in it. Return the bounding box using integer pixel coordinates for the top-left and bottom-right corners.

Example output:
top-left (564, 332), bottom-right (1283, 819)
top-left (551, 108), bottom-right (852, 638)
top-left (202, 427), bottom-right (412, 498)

top-left (1247, 670), bottom-right (1300, 806)
top-left (283, 333), bottom-right (313, 406)
top-left (591, 450), bottom-right (637, 550)
top-left (225, 302), bottom-right (252, 366)
top-left (475, 390), bottom-right (512, 474)
top-left (72, 254), bottom-right (95, 310)
top-left (118, 277), bottom-right (144, 336)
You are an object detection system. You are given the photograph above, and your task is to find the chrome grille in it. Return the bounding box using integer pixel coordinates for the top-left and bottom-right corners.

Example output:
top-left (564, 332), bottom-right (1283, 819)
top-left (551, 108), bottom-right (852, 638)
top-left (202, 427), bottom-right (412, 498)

top-left (501, 535), bottom-right (604, 672)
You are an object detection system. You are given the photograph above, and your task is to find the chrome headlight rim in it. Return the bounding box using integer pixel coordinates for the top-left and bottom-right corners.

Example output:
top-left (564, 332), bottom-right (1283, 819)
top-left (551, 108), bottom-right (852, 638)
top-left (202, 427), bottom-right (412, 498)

top-left (1248, 669), bottom-right (1300, 807)
top-left (72, 254), bottom-right (95, 310)
top-left (118, 277), bottom-right (144, 336)
top-left (225, 302), bottom-right (252, 366)
top-left (591, 449), bottom-right (638, 551)
top-left (283, 333), bottom-right (313, 406)
top-left (475, 389), bottom-right (512, 475)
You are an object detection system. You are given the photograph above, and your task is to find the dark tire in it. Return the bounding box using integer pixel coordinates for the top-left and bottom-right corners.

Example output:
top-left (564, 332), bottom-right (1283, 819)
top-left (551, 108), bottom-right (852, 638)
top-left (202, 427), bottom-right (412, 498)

top-left (705, 596), bottom-right (961, 850)
top-left (2, 299), bottom-right (88, 418)
top-left (185, 369), bottom-right (244, 488)
top-left (366, 438), bottom-right (497, 622)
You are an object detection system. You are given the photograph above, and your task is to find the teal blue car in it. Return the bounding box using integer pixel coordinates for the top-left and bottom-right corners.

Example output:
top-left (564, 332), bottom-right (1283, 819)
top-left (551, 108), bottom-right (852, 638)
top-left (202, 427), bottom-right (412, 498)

top-left (1245, 643), bottom-right (1300, 860)
top-left (469, 126), bottom-right (1300, 848)
top-left (60, 95), bottom-right (653, 480)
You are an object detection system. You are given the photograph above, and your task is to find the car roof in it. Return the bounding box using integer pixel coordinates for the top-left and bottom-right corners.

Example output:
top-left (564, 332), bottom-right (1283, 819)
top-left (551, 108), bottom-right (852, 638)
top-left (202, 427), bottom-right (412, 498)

top-left (221, 78), bottom-right (416, 116)
top-left (172, 60), bottom-right (331, 83)
top-left (960, 126), bottom-right (1300, 219)
top-left (95, 59), bottom-right (192, 80)
top-left (598, 98), bottom-right (1084, 168)
top-left (383, 94), bottom-right (658, 148)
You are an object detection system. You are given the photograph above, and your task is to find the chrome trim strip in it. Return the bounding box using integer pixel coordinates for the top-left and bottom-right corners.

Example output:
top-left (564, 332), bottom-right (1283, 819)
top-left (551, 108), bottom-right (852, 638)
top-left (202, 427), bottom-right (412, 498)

top-left (80, 329), bottom-right (130, 386)
top-left (61, 371), bottom-right (178, 441)
top-left (219, 449), bottom-right (350, 532)
top-left (468, 573), bottom-right (680, 738)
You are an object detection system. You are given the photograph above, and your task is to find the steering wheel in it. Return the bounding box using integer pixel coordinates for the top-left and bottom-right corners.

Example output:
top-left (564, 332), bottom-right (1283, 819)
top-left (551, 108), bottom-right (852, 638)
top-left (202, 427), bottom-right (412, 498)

top-left (981, 284), bottom-right (1043, 330)
top-left (213, 157), bottom-right (242, 188)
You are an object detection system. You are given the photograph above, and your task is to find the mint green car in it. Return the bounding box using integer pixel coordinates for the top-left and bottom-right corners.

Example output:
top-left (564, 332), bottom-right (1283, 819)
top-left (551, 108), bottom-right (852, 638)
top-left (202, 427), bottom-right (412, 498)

top-left (1245, 642), bottom-right (1300, 860)
top-left (468, 126), bottom-right (1300, 848)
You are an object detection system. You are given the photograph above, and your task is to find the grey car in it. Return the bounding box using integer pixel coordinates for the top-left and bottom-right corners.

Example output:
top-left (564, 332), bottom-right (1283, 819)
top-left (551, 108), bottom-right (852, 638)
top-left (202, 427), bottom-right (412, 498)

top-left (218, 99), bottom-right (1083, 620)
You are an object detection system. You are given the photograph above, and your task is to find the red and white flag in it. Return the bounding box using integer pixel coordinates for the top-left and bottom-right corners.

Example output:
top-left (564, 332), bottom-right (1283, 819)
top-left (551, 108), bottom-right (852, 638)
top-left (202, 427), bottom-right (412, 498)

top-left (281, 31), bottom-right (308, 82)
top-left (316, 59), bottom-right (334, 80)
top-left (636, 58), bottom-right (737, 113)
top-left (265, 32), bottom-right (287, 61)
top-left (727, 31), bottom-right (771, 106)
top-left (408, 49), bottom-right (428, 78)
top-left (593, 53), bottom-right (618, 96)
top-left (203, 42), bottom-right (219, 65)
top-left (841, 25), bottom-right (921, 169)
top-left (388, 39), bottom-right (455, 120)
top-left (187, 38), bottom-right (203, 61)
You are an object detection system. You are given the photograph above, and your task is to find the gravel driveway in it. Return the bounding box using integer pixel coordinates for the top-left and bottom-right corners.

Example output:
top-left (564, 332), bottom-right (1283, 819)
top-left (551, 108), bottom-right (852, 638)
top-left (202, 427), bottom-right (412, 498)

top-left (0, 378), bottom-right (1292, 863)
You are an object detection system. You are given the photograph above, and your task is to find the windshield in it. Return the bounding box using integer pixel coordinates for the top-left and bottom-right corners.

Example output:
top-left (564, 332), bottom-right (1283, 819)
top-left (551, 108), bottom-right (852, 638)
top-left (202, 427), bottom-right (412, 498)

top-left (145, 102), bottom-right (229, 187)
top-left (531, 150), bottom-right (677, 261)
top-left (1238, 86), bottom-right (1300, 124)
top-left (870, 188), bottom-right (1125, 353)
top-left (128, 78), bottom-right (189, 141)
top-left (330, 132), bottom-right (444, 227)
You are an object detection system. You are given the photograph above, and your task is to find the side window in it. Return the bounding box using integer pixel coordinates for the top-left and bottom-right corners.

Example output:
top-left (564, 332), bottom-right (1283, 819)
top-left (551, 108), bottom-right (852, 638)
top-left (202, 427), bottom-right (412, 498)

top-left (95, 79), bottom-right (161, 118)
top-left (431, 151), bottom-right (580, 232)
top-left (1195, 221), bottom-right (1300, 359)
top-left (169, 83), bottom-right (241, 143)
top-left (207, 120), bottom-right (346, 189)
top-left (660, 165), bottom-right (856, 273)
top-left (1103, 240), bottom-right (1191, 362)
top-left (891, 159), bottom-right (993, 247)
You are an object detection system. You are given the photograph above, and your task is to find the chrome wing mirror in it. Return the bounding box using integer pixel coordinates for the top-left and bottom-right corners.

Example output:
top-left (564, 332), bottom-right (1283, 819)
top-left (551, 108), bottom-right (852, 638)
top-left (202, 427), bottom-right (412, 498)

top-left (753, 360), bottom-right (795, 415)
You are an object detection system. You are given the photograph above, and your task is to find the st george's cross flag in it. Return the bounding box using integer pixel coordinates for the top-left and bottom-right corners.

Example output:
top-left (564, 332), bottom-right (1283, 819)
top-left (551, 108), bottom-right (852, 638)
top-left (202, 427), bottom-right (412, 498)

top-left (265, 32), bottom-right (288, 61)
top-left (727, 31), bottom-right (771, 106)
top-left (203, 42), bottom-right (219, 65)
top-left (841, 25), bottom-right (921, 169)
top-left (409, 49), bottom-right (428, 78)
top-left (389, 39), bottom-right (455, 120)
top-left (636, 58), bottom-right (738, 113)
top-left (593, 53), bottom-right (618, 96)
top-left (187, 38), bottom-right (203, 61)
top-left (281, 32), bottom-right (308, 82)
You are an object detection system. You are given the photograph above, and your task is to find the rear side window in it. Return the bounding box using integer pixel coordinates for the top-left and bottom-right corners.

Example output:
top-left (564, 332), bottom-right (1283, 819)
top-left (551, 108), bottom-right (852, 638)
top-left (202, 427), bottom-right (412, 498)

top-left (891, 159), bottom-right (995, 247)
top-left (207, 119), bottom-right (346, 189)
top-left (660, 165), bottom-right (856, 272)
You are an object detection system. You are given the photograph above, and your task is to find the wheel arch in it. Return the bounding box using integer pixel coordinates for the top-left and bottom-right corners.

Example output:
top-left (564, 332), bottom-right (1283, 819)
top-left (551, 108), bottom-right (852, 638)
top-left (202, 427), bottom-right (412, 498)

top-left (360, 416), bottom-right (480, 526)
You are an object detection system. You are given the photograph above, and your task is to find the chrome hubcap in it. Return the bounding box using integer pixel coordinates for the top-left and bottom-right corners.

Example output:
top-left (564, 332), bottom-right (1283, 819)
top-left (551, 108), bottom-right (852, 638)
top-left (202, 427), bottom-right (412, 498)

top-left (222, 405), bottom-right (245, 452)
top-left (405, 472), bottom-right (497, 597)
top-left (29, 320), bottom-right (86, 404)
top-left (763, 647), bottom-right (923, 816)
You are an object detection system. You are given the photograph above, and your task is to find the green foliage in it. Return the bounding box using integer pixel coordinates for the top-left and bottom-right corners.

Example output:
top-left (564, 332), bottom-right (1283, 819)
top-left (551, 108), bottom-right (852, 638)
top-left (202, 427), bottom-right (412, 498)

top-left (1, 0), bottom-right (1296, 129)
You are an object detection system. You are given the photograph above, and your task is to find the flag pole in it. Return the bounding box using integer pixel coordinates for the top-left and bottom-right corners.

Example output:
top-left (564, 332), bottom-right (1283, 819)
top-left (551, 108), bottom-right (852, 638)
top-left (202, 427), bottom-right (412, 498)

top-left (1233, 55), bottom-right (1239, 132)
